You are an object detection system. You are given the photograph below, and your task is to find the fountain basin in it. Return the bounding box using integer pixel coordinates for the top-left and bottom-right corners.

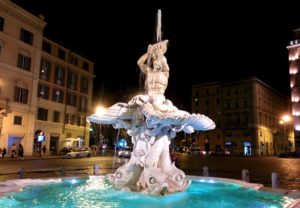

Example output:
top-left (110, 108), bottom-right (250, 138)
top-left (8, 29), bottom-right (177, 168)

top-left (0, 176), bottom-right (299, 208)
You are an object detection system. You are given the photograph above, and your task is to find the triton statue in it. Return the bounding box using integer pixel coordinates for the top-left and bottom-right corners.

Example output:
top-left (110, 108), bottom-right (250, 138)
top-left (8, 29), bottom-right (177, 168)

top-left (87, 10), bottom-right (215, 195)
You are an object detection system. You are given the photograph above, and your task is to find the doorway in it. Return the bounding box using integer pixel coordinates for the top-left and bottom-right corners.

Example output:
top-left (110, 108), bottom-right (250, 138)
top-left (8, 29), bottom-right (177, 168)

top-left (243, 141), bottom-right (252, 156)
top-left (50, 136), bottom-right (59, 155)
top-left (8, 136), bottom-right (22, 156)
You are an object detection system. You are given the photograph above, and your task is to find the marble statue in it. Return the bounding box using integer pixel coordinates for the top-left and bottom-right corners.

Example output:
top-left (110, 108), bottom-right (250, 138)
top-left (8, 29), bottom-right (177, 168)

top-left (87, 10), bottom-right (215, 196)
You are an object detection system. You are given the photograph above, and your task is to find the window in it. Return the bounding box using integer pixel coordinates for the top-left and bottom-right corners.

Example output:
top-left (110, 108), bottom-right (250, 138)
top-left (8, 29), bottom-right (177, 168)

top-left (52, 88), bottom-right (64, 103)
top-left (14, 87), bottom-right (28, 104)
top-left (17, 54), bottom-right (31, 71)
top-left (64, 114), bottom-right (78, 125)
top-left (80, 77), bottom-right (88, 93)
top-left (37, 108), bottom-right (48, 121)
top-left (67, 71), bottom-right (77, 90)
top-left (70, 55), bottom-right (78, 66)
top-left (217, 120), bottom-right (221, 128)
top-left (77, 115), bottom-right (86, 127)
top-left (37, 84), bottom-right (49, 99)
top-left (206, 89), bottom-right (209, 95)
top-left (20, 28), bottom-right (33, 45)
top-left (14, 116), bottom-right (22, 125)
top-left (244, 130), bottom-right (250, 136)
top-left (216, 98), bottom-right (220, 105)
top-left (65, 113), bottom-right (70, 124)
top-left (54, 65), bottom-right (65, 86)
top-left (195, 90), bottom-right (199, 97)
top-left (227, 89), bottom-right (230, 96)
top-left (244, 100), bottom-right (248, 108)
top-left (53, 111), bottom-right (60, 123)
top-left (70, 114), bottom-right (76, 125)
top-left (40, 60), bottom-right (51, 81)
top-left (82, 62), bottom-right (89, 71)
top-left (0, 41), bottom-right (3, 54)
top-left (194, 98), bottom-right (199, 106)
top-left (0, 16), bottom-right (4, 31)
top-left (67, 93), bottom-right (77, 106)
top-left (57, 49), bottom-right (66, 60)
top-left (235, 89), bottom-right (238, 95)
top-left (205, 99), bottom-right (209, 105)
top-left (42, 41), bottom-right (51, 53)
top-left (259, 112), bottom-right (262, 124)
top-left (226, 102), bottom-right (230, 110)
top-left (226, 131), bottom-right (232, 137)
top-left (79, 96), bottom-right (87, 112)
top-left (235, 115), bottom-right (240, 126)
top-left (235, 101), bottom-right (239, 109)
top-left (244, 114), bottom-right (249, 125)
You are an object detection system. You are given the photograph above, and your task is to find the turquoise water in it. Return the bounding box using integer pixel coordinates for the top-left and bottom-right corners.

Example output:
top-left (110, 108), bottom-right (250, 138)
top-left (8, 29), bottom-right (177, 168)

top-left (0, 177), bottom-right (296, 208)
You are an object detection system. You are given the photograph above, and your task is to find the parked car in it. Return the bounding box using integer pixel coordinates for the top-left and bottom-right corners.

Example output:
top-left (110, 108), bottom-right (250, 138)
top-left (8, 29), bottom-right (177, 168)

top-left (117, 147), bottom-right (131, 158)
top-left (65, 149), bottom-right (92, 159)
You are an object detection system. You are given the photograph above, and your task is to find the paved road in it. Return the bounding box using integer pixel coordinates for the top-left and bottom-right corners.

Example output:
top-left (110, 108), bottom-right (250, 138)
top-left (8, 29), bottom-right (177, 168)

top-left (0, 155), bottom-right (129, 175)
top-left (178, 153), bottom-right (300, 190)
top-left (0, 153), bottom-right (299, 190)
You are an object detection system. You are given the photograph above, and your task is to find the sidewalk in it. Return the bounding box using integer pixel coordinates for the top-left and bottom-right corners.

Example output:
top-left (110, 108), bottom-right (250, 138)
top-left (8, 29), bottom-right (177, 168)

top-left (0, 155), bottom-right (64, 161)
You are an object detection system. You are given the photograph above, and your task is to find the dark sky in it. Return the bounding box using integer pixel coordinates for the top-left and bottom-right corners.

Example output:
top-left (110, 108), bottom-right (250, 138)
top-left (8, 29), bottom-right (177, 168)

top-left (11, 0), bottom-right (300, 110)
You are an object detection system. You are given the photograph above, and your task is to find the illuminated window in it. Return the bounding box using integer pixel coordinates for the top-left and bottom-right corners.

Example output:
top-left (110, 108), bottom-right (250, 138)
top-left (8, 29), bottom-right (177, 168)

top-left (40, 60), bottom-right (51, 81)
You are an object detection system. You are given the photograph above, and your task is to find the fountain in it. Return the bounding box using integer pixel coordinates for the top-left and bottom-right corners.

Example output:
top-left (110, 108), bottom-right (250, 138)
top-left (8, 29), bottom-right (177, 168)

top-left (0, 10), bottom-right (299, 208)
top-left (87, 9), bottom-right (216, 195)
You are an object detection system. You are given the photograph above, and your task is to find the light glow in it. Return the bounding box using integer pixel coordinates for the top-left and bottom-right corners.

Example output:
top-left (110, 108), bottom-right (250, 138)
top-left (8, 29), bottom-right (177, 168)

top-left (208, 179), bottom-right (215, 183)
top-left (290, 68), bottom-right (298, 74)
top-left (292, 96), bottom-right (299, 102)
top-left (282, 115), bottom-right (291, 122)
top-left (295, 125), bottom-right (300, 131)
top-left (70, 179), bottom-right (77, 184)
top-left (96, 106), bottom-right (105, 115)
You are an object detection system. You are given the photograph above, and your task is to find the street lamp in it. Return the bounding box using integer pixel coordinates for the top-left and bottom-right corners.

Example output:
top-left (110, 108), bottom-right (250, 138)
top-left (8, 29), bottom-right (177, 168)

top-left (279, 114), bottom-right (291, 154)
top-left (96, 106), bottom-right (105, 115)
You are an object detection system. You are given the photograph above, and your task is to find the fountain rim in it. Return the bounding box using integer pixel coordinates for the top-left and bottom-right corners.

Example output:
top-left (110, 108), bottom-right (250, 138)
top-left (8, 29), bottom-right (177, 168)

top-left (1, 175), bottom-right (299, 203)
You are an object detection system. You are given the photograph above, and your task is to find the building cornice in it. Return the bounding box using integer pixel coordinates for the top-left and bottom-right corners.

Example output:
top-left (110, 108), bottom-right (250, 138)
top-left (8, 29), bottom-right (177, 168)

top-left (0, 0), bottom-right (47, 32)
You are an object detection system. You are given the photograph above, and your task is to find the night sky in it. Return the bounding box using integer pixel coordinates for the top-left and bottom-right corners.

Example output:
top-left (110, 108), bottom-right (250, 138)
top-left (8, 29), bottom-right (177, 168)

top-left (11, 1), bottom-right (300, 110)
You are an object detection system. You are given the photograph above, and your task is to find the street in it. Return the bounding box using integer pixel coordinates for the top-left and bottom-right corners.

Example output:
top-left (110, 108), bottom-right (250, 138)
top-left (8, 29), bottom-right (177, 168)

top-left (0, 153), bottom-right (300, 190)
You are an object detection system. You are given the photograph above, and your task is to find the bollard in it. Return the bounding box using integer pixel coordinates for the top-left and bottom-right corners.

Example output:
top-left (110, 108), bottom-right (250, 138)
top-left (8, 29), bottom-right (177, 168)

top-left (60, 166), bottom-right (65, 177)
top-left (272, 172), bottom-right (279, 189)
top-left (242, 169), bottom-right (249, 182)
top-left (19, 167), bottom-right (25, 179)
top-left (203, 166), bottom-right (209, 177)
top-left (94, 164), bottom-right (100, 175)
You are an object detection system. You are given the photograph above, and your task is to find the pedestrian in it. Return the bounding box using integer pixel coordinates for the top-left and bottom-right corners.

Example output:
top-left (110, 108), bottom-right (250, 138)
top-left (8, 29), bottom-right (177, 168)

top-left (11, 143), bottom-right (16, 158)
top-left (2, 147), bottom-right (6, 158)
top-left (42, 145), bottom-right (46, 154)
top-left (18, 144), bottom-right (24, 159)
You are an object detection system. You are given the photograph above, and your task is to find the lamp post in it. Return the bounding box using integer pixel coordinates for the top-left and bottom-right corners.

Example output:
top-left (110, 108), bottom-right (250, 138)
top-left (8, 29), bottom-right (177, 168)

top-left (279, 115), bottom-right (291, 155)
top-left (96, 105), bottom-right (105, 145)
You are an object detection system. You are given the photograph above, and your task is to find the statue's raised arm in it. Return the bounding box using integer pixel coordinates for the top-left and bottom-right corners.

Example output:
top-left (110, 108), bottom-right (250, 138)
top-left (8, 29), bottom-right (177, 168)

top-left (137, 40), bottom-right (170, 97)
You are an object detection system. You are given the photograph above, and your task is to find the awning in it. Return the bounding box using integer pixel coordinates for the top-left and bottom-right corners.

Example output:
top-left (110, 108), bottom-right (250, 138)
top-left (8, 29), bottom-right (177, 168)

top-left (63, 138), bottom-right (83, 142)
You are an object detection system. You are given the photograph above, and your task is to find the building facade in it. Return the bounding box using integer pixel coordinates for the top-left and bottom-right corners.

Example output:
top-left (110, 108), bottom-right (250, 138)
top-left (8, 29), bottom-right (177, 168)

top-left (0, 0), bottom-right (94, 156)
top-left (192, 77), bottom-right (294, 156)
top-left (287, 29), bottom-right (300, 153)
